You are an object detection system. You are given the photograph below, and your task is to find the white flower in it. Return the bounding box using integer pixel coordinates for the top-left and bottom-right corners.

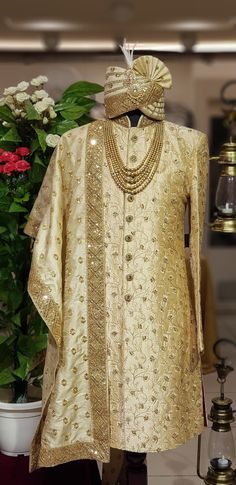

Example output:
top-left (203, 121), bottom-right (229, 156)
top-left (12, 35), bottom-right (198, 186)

top-left (34, 89), bottom-right (49, 99)
top-left (20, 112), bottom-right (26, 118)
top-left (17, 81), bottom-right (29, 92)
top-left (31, 75), bottom-right (48, 86)
top-left (34, 101), bottom-right (47, 113)
top-left (15, 92), bottom-right (30, 103)
top-left (3, 121), bottom-right (10, 127)
top-left (0, 97), bottom-right (5, 106)
top-left (5, 95), bottom-right (14, 106)
top-left (31, 94), bottom-right (38, 103)
top-left (34, 97), bottom-right (54, 114)
top-left (46, 134), bottom-right (60, 148)
top-left (14, 108), bottom-right (23, 116)
top-left (43, 116), bottom-right (49, 125)
top-left (49, 106), bottom-right (57, 119)
top-left (43, 96), bottom-right (55, 107)
top-left (3, 86), bottom-right (17, 96)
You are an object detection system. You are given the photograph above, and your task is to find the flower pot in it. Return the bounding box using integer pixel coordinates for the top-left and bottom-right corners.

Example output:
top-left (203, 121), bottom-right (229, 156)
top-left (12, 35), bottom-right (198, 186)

top-left (0, 400), bottom-right (42, 456)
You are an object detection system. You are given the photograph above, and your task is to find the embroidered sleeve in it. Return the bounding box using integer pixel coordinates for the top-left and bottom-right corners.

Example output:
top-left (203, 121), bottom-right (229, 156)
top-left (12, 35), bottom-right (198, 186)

top-left (24, 138), bottom-right (67, 345)
top-left (24, 147), bottom-right (61, 239)
top-left (189, 133), bottom-right (209, 353)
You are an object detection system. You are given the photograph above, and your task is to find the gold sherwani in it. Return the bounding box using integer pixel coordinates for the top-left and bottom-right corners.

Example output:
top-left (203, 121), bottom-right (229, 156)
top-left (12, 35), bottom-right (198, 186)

top-left (25, 115), bottom-right (209, 471)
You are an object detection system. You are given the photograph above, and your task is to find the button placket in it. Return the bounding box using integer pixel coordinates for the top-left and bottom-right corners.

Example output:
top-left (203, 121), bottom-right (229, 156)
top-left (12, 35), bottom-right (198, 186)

top-left (124, 137), bottom-right (136, 304)
top-left (124, 196), bottom-right (135, 303)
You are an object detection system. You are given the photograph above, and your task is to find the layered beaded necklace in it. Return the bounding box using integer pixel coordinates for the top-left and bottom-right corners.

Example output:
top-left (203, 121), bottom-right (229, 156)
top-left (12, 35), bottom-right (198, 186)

top-left (104, 120), bottom-right (164, 195)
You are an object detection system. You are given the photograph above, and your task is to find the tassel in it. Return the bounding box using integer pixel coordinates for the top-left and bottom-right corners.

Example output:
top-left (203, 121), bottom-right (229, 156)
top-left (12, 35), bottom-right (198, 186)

top-left (119, 39), bottom-right (135, 68)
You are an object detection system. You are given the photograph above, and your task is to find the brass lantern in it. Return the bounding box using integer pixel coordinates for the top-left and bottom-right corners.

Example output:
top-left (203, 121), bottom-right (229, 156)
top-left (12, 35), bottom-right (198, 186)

top-left (211, 141), bottom-right (236, 233)
top-left (197, 342), bottom-right (236, 484)
top-left (206, 395), bottom-right (235, 484)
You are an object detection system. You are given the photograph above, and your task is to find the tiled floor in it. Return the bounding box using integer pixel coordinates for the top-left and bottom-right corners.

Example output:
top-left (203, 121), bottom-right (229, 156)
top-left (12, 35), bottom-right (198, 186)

top-left (146, 359), bottom-right (236, 484)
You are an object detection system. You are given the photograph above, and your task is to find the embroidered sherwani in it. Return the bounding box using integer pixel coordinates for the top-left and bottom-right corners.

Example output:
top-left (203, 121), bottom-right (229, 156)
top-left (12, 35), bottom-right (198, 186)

top-left (25, 115), bottom-right (209, 471)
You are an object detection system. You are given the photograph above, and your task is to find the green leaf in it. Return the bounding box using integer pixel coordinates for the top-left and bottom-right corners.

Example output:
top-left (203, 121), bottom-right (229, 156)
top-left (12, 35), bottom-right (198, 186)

top-left (0, 213), bottom-right (17, 234)
top-left (0, 226), bottom-right (7, 234)
top-left (18, 334), bottom-right (47, 358)
top-left (11, 313), bottom-right (21, 327)
top-left (0, 105), bottom-right (15, 123)
top-left (24, 100), bottom-right (41, 120)
top-left (0, 283), bottom-right (23, 311)
top-left (62, 81), bottom-right (103, 99)
top-left (0, 126), bottom-right (21, 143)
top-left (0, 196), bottom-right (11, 211)
top-left (55, 98), bottom-right (95, 113)
top-left (0, 181), bottom-right (9, 196)
top-left (14, 192), bottom-right (30, 203)
top-left (60, 105), bottom-right (88, 121)
top-left (0, 335), bottom-right (8, 345)
top-left (0, 339), bottom-right (14, 371)
top-left (13, 353), bottom-right (29, 380)
top-left (0, 124), bottom-right (8, 136)
top-left (9, 202), bottom-right (28, 213)
top-left (33, 334), bottom-right (48, 352)
top-left (32, 152), bottom-right (46, 167)
top-left (29, 161), bottom-right (46, 183)
top-left (30, 138), bottom-right (40, 154)
top-left (0, 334), bottom-right (16, 348)
top-left (0, 267), bottom-right (10, 280)
top-left (34, 127), bottom-right (47, 152)
top-left (53, 119), bottom-right (78, 135)
top-left (78, 114), bottom-right (92, 126)
top-left (0, 369), bottom-right (15, 386)
top-left (0, 141), bottom-right (18, 151)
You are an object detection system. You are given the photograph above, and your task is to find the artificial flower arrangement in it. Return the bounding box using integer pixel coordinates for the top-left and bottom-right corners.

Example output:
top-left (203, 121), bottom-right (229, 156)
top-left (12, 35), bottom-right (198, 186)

top-left (0, 75), bottom-right (103, 402)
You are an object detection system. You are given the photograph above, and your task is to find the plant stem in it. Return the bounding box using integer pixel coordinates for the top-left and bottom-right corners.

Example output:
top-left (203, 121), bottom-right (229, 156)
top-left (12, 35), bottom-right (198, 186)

top-left (13, 379), bottom-right (28, 403)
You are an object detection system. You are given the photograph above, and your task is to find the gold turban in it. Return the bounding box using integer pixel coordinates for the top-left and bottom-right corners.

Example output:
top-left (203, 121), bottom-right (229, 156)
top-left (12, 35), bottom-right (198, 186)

top-left (104, 55), bottom-right (172, 120)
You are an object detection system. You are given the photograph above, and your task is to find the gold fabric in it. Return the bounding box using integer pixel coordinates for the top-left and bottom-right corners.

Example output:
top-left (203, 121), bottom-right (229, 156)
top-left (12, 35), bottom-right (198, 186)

top-left (185, 254), bottom-right (218, 373)
top-left (104, 56), bottom-right (172, 120)
top-left (25, 115), bottom-right (209, 470)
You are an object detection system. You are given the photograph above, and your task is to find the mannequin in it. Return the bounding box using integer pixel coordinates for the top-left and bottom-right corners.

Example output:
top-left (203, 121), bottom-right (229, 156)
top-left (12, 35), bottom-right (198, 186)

top-left (126, 108), bottom-right (142, 127)
top-left (24, 54), bottom-right (209, 472)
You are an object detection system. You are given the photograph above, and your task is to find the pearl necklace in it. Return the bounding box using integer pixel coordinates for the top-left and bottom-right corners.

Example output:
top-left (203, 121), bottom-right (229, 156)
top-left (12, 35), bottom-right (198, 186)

top-left (104, 120), bottom-right (164, 194)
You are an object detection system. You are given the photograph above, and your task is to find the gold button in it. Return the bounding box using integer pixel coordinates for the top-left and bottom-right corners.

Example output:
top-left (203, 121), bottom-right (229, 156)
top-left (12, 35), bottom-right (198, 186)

top-left (125, 294), bottom-right (132, 302)
top-left (131, 134), bottom-right (138, 142)
top-left (125, 235), bottom-right (132, 242)
top-left (126, 215), bottom-right (133, 222)
top-left (125, 253), bottom-right (133, 261)
top-left (127, 195), bottom-right (134, 202)
top-left (126, 274), bottom-right (134, 281)
top-left (130, 155), bottom-right (137, 163)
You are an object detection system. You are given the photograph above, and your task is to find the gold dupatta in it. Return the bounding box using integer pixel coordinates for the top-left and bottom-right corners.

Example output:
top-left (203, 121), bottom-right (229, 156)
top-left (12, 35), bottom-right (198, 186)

top-left (24, 121), bottom-right (110, 470)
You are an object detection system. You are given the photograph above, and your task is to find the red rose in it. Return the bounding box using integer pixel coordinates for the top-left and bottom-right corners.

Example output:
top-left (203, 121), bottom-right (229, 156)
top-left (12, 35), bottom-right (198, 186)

top-left (0, 148), bottom-right (5, 155)
top-left (3, 162), bottom-right (16, 174)
top-left (8, 153), bottom-right (20, 163)
top-left (0, 165), bottom-right (4, 173)
top-left (15, 160), bottom-right (31, 172)
top-left (15, 147), bottom-right (30, 157)
top-left (1, 151), bottom-right (13, 162)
